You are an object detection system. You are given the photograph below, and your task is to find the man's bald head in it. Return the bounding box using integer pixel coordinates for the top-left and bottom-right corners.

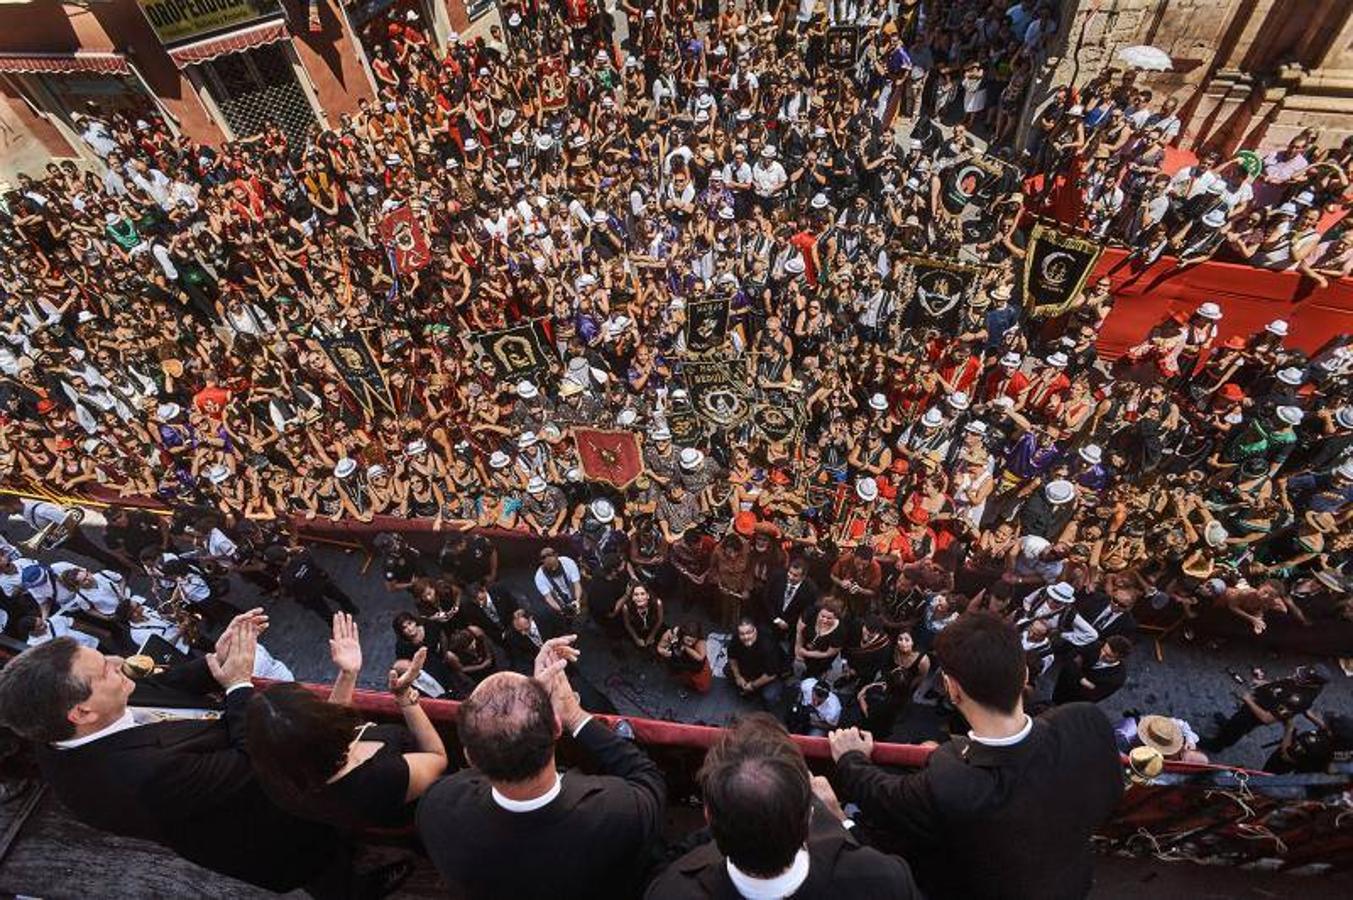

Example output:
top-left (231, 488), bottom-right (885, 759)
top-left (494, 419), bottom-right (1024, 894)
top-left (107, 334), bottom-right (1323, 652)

top-left (459, 672), bottom-right (559, 783)
top-left (699, 714), bottom-right (813, 877)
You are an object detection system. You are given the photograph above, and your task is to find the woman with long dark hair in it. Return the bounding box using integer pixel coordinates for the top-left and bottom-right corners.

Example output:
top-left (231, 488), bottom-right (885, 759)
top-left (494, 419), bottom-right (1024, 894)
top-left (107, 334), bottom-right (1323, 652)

top-left (245, 613), bottom-right (447, 832)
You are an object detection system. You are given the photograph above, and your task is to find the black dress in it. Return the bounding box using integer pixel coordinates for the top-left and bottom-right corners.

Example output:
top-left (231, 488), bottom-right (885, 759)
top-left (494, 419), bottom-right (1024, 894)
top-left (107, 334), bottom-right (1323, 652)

top-left (799, 616), bottom-right (846, 679)
top-left (267, 723), bottom-right (415, 833)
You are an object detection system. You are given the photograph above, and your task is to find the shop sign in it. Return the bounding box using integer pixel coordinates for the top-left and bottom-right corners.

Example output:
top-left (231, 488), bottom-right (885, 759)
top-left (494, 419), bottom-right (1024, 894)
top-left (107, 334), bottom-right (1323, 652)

top-left (138, 0), bottom-right (282, 45)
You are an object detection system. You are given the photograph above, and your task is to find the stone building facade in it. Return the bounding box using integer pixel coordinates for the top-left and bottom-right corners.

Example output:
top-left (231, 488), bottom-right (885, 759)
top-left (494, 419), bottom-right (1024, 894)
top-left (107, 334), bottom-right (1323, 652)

top-left (1045, 0), bottom-right (1353, 153)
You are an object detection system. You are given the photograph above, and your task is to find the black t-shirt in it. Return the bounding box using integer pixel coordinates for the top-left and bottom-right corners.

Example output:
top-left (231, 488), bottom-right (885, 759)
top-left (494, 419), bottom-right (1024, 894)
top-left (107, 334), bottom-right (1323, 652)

top-left (104, 513), bottom-right (162, 559)
top-left (799, 617), bottom-right (847, 678)
top-left (280, 549), bottom-right (331, 596)
top-left (396, 621), bottom-right (466, 696)
top-left (586, 570), bottom-right (628, 620)
top-left (728, 633), bottom-right (781, 682)
top-left (440, 535), bottom-right (494, 582)
top-left (846, 639), bottom-right (893, 685)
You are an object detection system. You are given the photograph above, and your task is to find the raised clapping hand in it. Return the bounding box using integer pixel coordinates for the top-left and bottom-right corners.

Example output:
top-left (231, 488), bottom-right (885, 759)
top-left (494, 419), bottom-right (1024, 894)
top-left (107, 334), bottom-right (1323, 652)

top-left (329, 612), bottom-right (362, 675)
top-left (828, 726), bottom-right (875, 763)
top-left (207, 608), bottom-right (265, 689)
top-left (389, 647), bottom-right (428, 705)
top-left (533, 635), bottom-right (587, 732)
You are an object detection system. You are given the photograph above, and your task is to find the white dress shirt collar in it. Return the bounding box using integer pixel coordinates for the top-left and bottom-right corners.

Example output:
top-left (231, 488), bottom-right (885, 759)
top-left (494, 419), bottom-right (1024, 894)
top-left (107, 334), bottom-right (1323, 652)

top-left (727, 848), bottom-right (810, 899)
top-left (52, 709), bottom-right (137, 749)
top-left (970, 714), bottom-right (1034, 748)
top-left (491, 771), bottom-right (562, 813)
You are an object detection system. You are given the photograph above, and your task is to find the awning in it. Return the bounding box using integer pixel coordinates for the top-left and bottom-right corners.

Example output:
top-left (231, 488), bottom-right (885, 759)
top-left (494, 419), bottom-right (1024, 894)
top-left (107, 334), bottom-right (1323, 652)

top-left (166, 18), bottom-right (290, 69)
top-left (0, 52), bottom-right (131, 76)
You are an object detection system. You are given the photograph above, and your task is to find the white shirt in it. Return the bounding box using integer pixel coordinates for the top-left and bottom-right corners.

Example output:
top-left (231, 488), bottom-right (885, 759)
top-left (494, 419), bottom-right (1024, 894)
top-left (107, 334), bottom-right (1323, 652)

top-left (154, 553), bottom-right (213, 603)
top-left (204, 528), bottom-right (239, 563)
top-left (970, 714), bottom-right (1033, 747)
top-left (54, 709), bottom-right (138, 749)
top-left (1022, 593), bottom-right (1099, 647)
top-left (752, 161), bottom-right (788, 197)
top-left (799, 679), bottom-right (842, 729)
top-left (722, 160), bottom-right (753, 188)
top-left (727, 847), bottom-right (811, 899)
top-left (28, 614), bottom-right (100, 649)
top-left (1013, 535), bottom-right (1064, 583)
top-left (59, 570), bottom-right (125, 616)
top-left (20, 499), bottom-right (68, 532)
top-left (52, 684), bottom-right (250, 750)
top-left (0, 556), bottom-right (37, 599)
top-left (534, 556), bottom-right (582, 603)
top-left (1187, 172), bottom-right (1253, 211)
top-left (492, 771), bottom-right (563, 812)
top-left (80, 120), bottom-right (117, 157)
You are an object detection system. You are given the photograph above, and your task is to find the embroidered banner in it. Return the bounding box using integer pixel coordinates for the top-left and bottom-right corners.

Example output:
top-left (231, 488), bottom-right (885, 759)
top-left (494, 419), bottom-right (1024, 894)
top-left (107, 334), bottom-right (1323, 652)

top-left (682, 360), bottom-right (752, 429)
top-left (684, 297), bottom-right (730, 355)
top-left (574, 428), bottom-right (644, 488)
top-left (826, 26), bottom-right (861, 71)
top-left (318, 332), bottom-right (396, 417)
top-left (1023, 223), bottom-right (1104, 320)
top-left (751, 403), bottom-right (800, 444)
top-left (538, 55), bottom-right (570, 111)
top-left (377, 204), bottom-right (432, 273)
top-left (900, 256), bottom-right (984, 333)
top-left (474, 321), bottom-right (553, 380)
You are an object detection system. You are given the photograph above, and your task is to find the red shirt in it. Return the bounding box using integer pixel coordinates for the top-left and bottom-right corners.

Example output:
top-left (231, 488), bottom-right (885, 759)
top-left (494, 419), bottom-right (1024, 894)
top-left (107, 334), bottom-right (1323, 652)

top-left (1026, 372), bottom-right (1071, 415)
top-left (980, 368), bottom-right (1030, 403)
top-left (940, 356), bottom-right (983, 394)
top-left (192, 386), bottom-right (230, 421)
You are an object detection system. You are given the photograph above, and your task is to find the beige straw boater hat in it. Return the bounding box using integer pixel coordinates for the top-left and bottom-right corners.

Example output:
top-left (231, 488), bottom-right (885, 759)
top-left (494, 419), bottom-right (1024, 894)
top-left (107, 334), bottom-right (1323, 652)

top-left (1136, 716), bottom-right (1184, 756)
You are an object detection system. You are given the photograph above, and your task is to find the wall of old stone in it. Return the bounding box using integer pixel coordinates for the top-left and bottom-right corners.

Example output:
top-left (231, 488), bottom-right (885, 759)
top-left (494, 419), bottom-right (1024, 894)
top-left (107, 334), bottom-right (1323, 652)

top-left (1042, 0), bottom-right (1353, 154)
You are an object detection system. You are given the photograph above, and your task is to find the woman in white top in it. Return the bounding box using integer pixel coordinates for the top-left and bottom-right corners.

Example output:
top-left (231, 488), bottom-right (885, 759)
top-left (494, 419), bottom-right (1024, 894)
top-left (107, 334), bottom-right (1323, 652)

top-left (951, 454), bottom-right (995, 530)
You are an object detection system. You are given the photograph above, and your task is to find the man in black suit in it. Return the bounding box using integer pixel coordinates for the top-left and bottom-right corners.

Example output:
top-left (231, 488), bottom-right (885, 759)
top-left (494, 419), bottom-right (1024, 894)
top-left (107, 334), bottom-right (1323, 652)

top-left (417, 635), bottom-right (666, 899)
top-left (1074, 588), bottom-right (1138, 662)
top-left (828, 611), bottom-right (1122, 900)
top-left (503, 606), bottom-right (561, 674)
top-left (460, 579), bottom-right (519, 645)
top-left (0, 610), bottom-right (364, 895)
top-left (1054, 636), bottom-right (1132, 704)
top-left (759, 559), bottom-right (820, 641)
top-left (647, 713), bottom-right (918, 899)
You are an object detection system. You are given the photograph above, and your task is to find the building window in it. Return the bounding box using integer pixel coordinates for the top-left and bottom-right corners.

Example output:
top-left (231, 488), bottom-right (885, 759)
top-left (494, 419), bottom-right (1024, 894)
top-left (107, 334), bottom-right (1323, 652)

top-left (194, 42), bottom-right (317, 148)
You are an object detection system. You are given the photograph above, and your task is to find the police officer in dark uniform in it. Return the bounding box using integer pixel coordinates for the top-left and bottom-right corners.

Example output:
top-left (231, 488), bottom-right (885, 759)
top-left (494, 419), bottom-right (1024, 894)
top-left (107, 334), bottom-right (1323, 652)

top-left (1201, 665), bottom-right (1330, 754)
top-left (263, 544), bottom-right (360, 624)
top-left (438, 531), bottom-right (499, 585)
top-left (373, 532), bottom-right (424, 594)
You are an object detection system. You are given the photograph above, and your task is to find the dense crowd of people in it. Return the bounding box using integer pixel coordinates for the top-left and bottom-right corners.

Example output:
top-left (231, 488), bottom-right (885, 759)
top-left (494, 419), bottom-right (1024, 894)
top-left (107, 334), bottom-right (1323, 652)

top-left (0, 0), bottom-right (1351, 895)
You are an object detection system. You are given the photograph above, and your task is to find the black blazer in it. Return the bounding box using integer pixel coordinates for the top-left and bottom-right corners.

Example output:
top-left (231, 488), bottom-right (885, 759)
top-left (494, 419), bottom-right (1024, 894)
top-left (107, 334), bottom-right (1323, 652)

top-left (1075, 592), bottom-right (1139, 646)
top-left (835, 703), bottom-right (1122, 900)
top-left (759, 570), bottom-right (821, 627)
top-left (417, 717), bottom-right (667, 900)
top-left (646, 798), bottom-right (920, 899)
top-left (503, 616), bottom-right (561, 674)
top-left (460, 586), bottom-right (519, 644)
top-left (1054, 658), bottom-right (1128, 704)
top-left (33, 659), bottom-right (339, 892)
